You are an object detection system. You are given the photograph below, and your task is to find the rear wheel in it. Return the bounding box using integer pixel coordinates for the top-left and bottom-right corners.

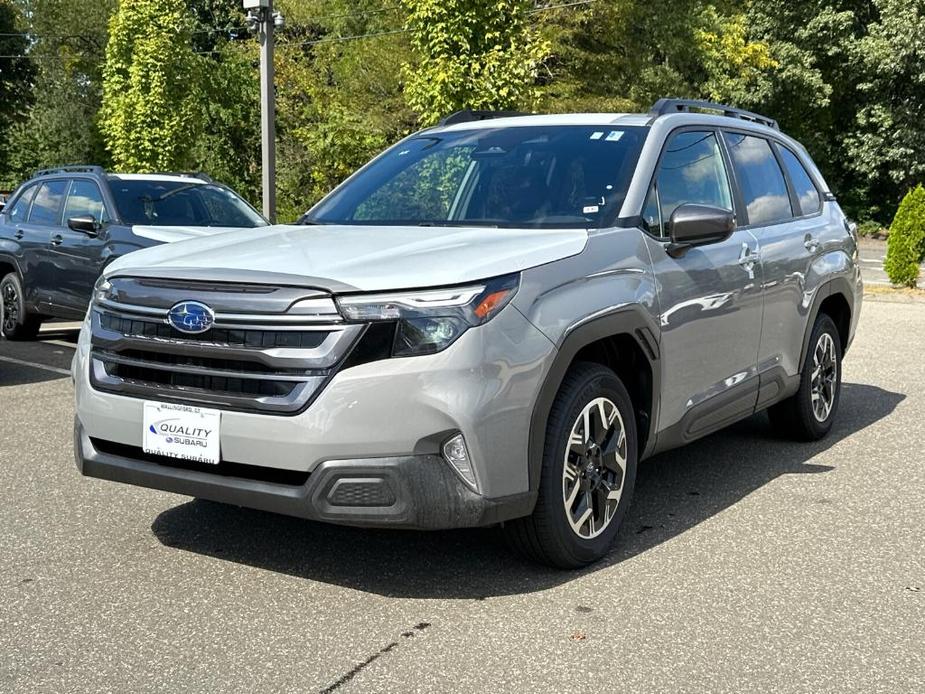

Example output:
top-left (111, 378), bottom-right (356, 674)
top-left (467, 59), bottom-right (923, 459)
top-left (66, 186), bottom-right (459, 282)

top-left (1, 273), bottom-right (41, 340)
top-left (769, 313), bottom-right (842, 441)
top-left (505, 362), bottom-right (638, 569)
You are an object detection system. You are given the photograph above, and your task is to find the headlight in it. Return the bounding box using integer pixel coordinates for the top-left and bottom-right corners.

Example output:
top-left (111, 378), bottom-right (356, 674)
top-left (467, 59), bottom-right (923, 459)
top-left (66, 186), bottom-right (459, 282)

top-left (336, 273), bottom-right (519, 356)
top-left (93, 276), bottom-right (113, 304)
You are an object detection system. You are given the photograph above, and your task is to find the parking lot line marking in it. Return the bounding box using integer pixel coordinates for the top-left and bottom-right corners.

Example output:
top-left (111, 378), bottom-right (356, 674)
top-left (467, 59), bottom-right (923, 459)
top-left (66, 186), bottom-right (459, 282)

top-left (0, 354), bottom-right (71, 376)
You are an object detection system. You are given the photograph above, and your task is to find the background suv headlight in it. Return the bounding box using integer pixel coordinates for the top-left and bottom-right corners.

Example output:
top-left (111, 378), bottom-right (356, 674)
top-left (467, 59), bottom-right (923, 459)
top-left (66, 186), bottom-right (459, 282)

top-left (93, 276), bottom-right (113, 304)
top-left (336, 273), bottom-right (519, 356)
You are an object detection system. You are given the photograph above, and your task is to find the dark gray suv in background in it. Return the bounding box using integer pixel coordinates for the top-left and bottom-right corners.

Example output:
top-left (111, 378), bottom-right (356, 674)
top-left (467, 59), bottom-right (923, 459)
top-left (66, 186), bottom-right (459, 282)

top-left (0, 167), bottom-right (267, 339)
top-left (73, 100), bottom-right (862, 568)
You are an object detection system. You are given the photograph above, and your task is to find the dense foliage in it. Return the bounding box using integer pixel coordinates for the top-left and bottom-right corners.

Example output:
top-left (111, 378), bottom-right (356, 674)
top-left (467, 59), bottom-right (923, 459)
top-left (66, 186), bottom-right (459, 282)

top-left (100, 0), bottom-right (199, 170)
top-left (884, 185), bottom-right (925, 287)
top-left (399, 0), bottom-right (548, 125)
top-left (1, 0), bottom-right (924, 225)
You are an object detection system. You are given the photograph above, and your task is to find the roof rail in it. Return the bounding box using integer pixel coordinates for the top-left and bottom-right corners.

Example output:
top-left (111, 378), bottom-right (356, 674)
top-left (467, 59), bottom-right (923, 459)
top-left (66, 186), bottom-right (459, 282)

top-left (648, 98), bottom-right (779, 130)
top-left (437, 109), bottom-right (530, 127)
top-left (33, 165), bottom-right (106, 178)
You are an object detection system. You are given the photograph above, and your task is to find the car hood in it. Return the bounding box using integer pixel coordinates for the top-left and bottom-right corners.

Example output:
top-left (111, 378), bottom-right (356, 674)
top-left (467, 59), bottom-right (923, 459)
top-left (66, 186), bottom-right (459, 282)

top-left (131, 224), bottom-right (255, 244)
top-left (105, 224), bottom-right (589, 293)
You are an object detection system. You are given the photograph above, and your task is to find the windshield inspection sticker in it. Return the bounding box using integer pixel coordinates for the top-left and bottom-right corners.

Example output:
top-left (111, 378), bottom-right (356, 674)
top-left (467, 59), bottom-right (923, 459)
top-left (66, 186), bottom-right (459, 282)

top-left (583, 205), bottom-right (600, 214)
top-left (605, 130), bottom-right (624, 141)
top-left (590, 131), bottom-right (604, 140)
top-left (143, 401), bottom-right (221, 465)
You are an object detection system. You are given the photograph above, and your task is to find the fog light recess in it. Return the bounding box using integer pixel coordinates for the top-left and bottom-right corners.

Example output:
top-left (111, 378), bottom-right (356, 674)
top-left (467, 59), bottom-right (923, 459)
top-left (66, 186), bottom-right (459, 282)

top-left (442, 433), bottom-right (478, 491)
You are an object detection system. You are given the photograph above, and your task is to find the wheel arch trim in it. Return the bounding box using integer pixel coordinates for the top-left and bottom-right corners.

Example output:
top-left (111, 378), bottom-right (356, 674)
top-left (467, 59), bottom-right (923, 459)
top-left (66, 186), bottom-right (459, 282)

top-left (527, 305), bottom-right (661, 494)
top-left (799, 276), bottom-right (855, 369)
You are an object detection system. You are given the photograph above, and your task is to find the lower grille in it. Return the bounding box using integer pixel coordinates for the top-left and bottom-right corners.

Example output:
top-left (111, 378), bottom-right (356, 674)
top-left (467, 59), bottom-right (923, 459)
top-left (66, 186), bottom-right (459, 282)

top-left (91, 438), bottom-right (310, 486)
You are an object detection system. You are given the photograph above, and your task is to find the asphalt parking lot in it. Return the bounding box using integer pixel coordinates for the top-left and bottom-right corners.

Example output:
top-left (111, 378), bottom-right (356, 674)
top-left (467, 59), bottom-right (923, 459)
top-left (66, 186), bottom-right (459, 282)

top-left (1, 298), bottom-right (923, 694)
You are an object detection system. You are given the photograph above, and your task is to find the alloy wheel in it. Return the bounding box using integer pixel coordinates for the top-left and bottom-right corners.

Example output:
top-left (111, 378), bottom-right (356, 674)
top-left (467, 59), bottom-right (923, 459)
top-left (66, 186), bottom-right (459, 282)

top-left (562, 397), bottom-right (627, 539)
top-left (811, 332), bottom-right (838, 422)
top-left (1, 280), bottom-right (20, 334)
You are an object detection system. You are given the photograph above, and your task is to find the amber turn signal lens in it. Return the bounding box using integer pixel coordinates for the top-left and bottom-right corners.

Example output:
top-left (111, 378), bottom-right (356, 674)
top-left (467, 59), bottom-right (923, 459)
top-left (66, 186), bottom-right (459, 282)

top-left (474, 290), bottom-right (511, 320)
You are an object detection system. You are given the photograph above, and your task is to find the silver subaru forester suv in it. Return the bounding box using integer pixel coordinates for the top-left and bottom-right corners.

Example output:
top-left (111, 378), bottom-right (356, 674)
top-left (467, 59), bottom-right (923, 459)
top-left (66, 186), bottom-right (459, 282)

top-left (73, 100), bottom-right (861, 568)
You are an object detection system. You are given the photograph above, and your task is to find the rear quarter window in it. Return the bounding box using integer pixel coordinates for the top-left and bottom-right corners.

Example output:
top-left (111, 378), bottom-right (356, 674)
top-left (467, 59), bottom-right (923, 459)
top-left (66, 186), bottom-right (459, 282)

top-left (5, 184), bottom-right (37, 224)
top-left (778, 146), bottom-right (822, 216)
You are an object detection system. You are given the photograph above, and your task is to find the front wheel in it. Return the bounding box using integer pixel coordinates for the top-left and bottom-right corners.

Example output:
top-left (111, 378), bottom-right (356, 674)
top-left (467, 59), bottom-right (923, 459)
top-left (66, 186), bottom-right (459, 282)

top-left (1, 273), bottom-right (42, 341)
top-left (769, 313), bottom-right (842, 441)
top-left (505, 362), bottom-right (638, 569)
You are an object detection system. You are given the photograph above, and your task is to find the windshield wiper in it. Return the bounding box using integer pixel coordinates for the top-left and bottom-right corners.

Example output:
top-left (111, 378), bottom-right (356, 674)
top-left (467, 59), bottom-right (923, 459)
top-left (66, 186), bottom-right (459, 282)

top-left (418, 220), bottom-right (500, 228)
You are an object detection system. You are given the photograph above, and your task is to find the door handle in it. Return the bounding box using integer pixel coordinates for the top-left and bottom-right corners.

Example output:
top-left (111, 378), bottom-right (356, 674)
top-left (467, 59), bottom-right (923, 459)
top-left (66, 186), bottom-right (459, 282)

top-left (737, 243), bottom-right (759, 266)
top-left (14, 229), bottom-right (24, 240)
top-left (50, 234), bottom-right (64, 246)
top-left (804, 237), bottom-right (820, 252)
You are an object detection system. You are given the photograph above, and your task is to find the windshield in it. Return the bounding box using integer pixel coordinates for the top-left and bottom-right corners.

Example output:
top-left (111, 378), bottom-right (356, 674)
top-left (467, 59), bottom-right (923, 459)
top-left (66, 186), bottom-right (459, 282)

top-left (304, 125), bottom-right (647, 229)
top-left (109, 179), bottom-right (268, 228)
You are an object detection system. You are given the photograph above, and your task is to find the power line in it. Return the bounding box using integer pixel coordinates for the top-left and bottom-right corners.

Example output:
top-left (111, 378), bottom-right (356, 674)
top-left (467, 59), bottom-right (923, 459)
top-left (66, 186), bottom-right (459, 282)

top-left (297, 27), bottom-right (406, 48)
top-left (530, 0), bottom-right (604, 13)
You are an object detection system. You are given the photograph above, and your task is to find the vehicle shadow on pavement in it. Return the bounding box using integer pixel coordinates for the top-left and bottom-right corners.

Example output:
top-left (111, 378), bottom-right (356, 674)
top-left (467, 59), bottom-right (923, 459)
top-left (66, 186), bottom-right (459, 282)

top-left (0, 327), bottom-right (78, 387)
top-left (151, 383), bottom-right (903, 598)
top-left (0, 361), bottom-right (66, 387)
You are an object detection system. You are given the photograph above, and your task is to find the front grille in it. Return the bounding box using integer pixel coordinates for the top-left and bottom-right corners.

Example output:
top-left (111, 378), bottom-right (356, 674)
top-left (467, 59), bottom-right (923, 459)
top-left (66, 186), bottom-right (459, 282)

top-left (99, 312), bottom-right (329, 349)
top-left (88, 280), bottom-right (364, 414)
top-left (103, 361), bottom-right (297, 397)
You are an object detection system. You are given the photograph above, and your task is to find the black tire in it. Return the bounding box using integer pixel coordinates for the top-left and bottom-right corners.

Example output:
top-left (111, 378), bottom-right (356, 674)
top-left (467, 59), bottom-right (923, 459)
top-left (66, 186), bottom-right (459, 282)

top-left (1, 272), bottom-right (41, 341)
top-left (768, 313), bottom-right (842, 441)
top-left (505, 362), bottom-right (638, 569)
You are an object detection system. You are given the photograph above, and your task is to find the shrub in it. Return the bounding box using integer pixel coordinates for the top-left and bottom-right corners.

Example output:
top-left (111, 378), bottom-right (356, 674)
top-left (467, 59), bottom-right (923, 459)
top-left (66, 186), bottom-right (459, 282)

top-left (884, 185), bottom-right (925, 287)
top-left (856, 219), bottom-right (883, 238)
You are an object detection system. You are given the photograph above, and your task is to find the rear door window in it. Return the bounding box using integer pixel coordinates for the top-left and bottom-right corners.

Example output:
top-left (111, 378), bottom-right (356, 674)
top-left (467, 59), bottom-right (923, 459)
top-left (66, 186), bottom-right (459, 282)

top-left (6, 184), bottom-right (37, 224)
top-left (723, 133), bottom-right (792, 226)
top-left (778, 146), bottom-right (821, 216)
top-left (28, 180), bottom-right (69, 226)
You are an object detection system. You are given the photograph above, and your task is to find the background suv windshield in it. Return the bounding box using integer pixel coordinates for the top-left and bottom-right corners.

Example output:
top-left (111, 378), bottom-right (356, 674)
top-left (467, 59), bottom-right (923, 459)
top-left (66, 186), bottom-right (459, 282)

top-left (109, 180), bottom-right (267, 228)
top-left (305, 125), bottom-right (647, 228)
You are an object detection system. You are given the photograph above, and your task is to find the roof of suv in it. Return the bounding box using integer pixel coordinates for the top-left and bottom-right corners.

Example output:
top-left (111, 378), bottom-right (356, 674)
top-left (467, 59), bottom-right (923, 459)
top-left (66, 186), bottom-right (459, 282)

top-left (106, 173), bottom-right (209, 184)
top-left (27, 167), bottom-right (213, 186)
top-left (436, 113), bottom-right (652, 132)
top-left (431, 99), bottom-right (782, 135)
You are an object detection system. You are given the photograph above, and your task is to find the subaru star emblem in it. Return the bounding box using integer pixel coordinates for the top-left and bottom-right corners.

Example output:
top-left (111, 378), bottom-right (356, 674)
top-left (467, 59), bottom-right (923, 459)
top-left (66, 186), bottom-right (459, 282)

top-left (167, 301), bottom-right (215, 334)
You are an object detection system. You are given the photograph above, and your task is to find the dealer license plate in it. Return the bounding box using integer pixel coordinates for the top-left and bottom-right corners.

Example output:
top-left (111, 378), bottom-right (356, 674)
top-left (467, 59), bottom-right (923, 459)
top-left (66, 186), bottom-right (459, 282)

top-left (142, 401), bottom-right (221, 465)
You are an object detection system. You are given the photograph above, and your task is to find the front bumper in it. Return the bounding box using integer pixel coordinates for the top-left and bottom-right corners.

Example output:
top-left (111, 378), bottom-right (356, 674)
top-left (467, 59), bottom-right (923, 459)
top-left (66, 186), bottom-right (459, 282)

top-left (74, 419), bottom-right (533, 529)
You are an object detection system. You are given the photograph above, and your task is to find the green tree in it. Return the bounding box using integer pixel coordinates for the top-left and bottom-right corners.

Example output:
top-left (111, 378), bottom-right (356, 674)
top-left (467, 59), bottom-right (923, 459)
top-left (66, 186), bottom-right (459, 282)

top-left (273, 0), bottom-right (413, 219)
top-left (3, 0), bottom-right (113, 182)
top-left (845, 0), bottom-right (925, 217)
top-left (534, 1), bottom-right (775, 113)
top-left (100, 0), bottom-right (199, 171)
top-left (399, 0), bottom-right (549, 125)
top-left (884, 184), bottom-right (925, 287)
top-left (0, 0), bottom-right (33, 185)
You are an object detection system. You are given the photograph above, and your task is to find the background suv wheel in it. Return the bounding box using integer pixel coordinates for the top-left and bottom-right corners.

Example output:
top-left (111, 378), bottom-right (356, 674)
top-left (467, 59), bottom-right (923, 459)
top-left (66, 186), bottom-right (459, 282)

top-left (505, 362), bottom-right (638, 568)
top-left (1, 273), bottom-right (42, 341)
top-left (769, 313), bottom-right (842, 441)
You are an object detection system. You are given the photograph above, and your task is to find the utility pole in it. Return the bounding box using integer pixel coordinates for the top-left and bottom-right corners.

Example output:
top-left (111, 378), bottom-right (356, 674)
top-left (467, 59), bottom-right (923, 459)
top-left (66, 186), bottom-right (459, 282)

top-left (244, 0), bottom-right (283, 223)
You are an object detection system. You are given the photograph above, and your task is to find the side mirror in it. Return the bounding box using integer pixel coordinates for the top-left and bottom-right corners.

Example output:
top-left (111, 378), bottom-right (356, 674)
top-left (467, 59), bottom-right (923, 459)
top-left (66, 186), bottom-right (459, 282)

top-left (666, 204), bottom-right (735, 257)
top-left (67, 216), bottom-right (101, 237)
